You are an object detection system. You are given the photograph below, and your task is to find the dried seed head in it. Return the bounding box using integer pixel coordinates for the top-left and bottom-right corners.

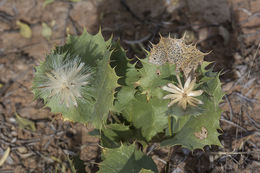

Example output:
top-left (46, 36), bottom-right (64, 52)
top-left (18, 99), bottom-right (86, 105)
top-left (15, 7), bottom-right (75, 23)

top-left (37, 57), bottom-right (92, 108)
top-left (148, 34), bottom-right (208, 77)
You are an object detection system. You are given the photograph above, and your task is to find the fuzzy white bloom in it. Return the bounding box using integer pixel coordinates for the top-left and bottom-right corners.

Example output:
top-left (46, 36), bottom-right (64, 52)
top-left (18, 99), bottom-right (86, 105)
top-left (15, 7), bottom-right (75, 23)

top-left (162, 75), bottom-right (203, 110)
top-left (39, 57), bottom-right (91, 108)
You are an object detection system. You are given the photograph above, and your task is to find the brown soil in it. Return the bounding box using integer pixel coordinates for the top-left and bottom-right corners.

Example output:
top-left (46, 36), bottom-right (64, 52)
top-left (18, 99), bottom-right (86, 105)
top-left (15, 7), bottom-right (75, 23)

top-left (0, 0), bottom-right (259, 172)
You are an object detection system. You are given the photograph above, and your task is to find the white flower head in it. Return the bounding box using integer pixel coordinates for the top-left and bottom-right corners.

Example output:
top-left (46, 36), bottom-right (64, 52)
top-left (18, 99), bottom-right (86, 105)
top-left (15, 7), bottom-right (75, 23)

top-left (38, 56), bottom-right (92, 108)
top-left (162, 75), bottom-right (203, 110)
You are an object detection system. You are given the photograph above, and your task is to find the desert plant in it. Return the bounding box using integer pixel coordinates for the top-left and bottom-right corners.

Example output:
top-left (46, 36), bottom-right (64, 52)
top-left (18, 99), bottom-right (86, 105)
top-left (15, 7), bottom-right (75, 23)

top-left (33, 30), bottom-right (224, 172)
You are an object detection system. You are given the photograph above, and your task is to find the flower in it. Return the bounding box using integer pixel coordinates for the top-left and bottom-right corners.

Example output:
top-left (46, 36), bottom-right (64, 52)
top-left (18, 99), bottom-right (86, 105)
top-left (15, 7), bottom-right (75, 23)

top-left (162, 75), bottom-right (203, 110)
top-left (37, 57), bottom-right (92, 108)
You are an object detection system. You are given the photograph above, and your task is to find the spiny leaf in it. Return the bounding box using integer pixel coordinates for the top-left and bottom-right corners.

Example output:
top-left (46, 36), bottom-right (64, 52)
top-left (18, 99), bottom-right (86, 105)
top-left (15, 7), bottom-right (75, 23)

top-left (138, 58), bottom-right (176, 100)
top-left (119, 92), bottom-right (168, 141)
top-left (33, 31), bottom-right (119, 128)
top-left (113, 86), bottom-right (136, 113)
top-left (101, 123), bottom-right (133, 148)
top-left (114, 57), bottom-right (176, 142)
top-left (55, 30), bottom-right (112, 67)
top-left (98, 144), bottom-right (158, 173)
top-left (161, 73), bottom-right (224, 150)
top-left (161, 99), bottom-right (222, 149)
top-left (68, 155), bottom-right (86, 173)
top-left (110, 41), bottom-right (129, 85)
top-left (92, 52), bottom-right (119, 127)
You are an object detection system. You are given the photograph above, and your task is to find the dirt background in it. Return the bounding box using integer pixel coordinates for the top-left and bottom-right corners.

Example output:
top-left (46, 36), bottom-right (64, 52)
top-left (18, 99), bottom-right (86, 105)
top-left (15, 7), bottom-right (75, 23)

top-left (0, 0), bottom-right (260, 172)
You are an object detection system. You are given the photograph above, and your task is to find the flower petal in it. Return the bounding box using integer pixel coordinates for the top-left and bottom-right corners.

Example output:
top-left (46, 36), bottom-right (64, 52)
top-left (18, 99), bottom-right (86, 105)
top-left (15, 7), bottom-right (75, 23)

top-left (186, 78), bottom-right (196, 93)
top-left (176, 75), bottom-right (184, 90)
top-left (163, 94), bottom-right (182, 100)
top-left (189, 97), bottom-right (203, 104)
top-left (167, 83), bottom-right (183, 93)
top-left (168, 97), bottom-right (182, 107)
top-left (187, 98), bottom-right (197, 106)
top-left (178, 99), bottom-right (187, 110)
top-left (184, 76), bottom-right (191, 90)
top-left (162, 86), bottom-right (181, 94)
top-left (188, 90), bottom-right (203, 97)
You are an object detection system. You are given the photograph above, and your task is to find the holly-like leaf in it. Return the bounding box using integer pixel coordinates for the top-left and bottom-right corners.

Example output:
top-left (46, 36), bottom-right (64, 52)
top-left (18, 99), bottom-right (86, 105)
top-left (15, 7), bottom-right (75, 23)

top-left (110, 41), bottom-right (129, 85)
top-left (68, 155), bottom-right (86, 173)
top-left (33, 31), bottom-right (119, 128)
top-left (98, 144), bottom-right (158, 173)
top-left (138, 58), bottom-right (176, 100)
top-left (92, 53), bottom-right (119, 127)
top-left (101, 123), bottom-right (133, 148)
top-left (161, 74), bottom-right (224, 150)
top-left (55, 30), bottom-right (112, 67)
top-left (120, 92), bottom-right (168, 141)
top-left (113, 57), bottom-right (177, 141)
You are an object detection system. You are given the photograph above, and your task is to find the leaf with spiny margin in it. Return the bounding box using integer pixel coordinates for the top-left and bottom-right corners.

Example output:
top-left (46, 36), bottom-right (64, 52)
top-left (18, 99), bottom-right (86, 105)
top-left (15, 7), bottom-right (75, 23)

top-left (161, 74), bottom-right (224, 150)
top-left (138, 58), bottom-right (176, 100)
top-left (101, 123), bottom-right (133, 148)
top-left (114, 86), bottom-right (136, 113)
top-left (204, 73), bottom-right (225, 107)
top-left (110, 41), bottom-right (129, 85)
top-left (68, 155), bottom-right (86, 173)
top-left (33, 31), bottom-right (119, 128)
top-left (119, 92), bottom-right (168, 141)
top-left (55, 30), bottom-right (112, 67)
top-left (92, 53), bottom-right (119, 127)
top-left (98, 144), bottom-right (158, 173)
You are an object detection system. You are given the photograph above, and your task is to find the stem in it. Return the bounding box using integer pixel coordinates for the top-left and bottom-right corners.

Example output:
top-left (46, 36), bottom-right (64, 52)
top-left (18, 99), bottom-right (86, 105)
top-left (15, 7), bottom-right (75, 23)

top-left (168, 116), bottom-right (172, 136)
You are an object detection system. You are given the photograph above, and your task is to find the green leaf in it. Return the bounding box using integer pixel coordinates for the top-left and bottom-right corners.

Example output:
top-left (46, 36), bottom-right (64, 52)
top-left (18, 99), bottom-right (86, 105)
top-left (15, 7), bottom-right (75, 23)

top-left (113, 57), bottom-right (174, 142)
top-left (166, 115), bottom-right (191, 135)
top-left (33, 31), bottom-right (119, 128)
top-left (92, 53), bottom-right (119, 127)
top-left (101, 124), bottom-right (133, 148)
top-left (120, 92), bottom-right (168, 141)
top-left (205, 74), bottom-right (225, 107)
top-left (161, 101), bottom-right (222, 150)
top-left (98, 144), bottom-right (158, 173)
top-left (55, 30), bottom-right (112, 67)
top-left (68, 155), bottom-right (86, 173)
top-left (114, 86), bottom-right (136, 112)
top-left (161, 74), bottom-right (224, 150)
top-left (138, 58), bottom-right (176, 99)
top-left (110, 41), bottom-right (129, 85)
